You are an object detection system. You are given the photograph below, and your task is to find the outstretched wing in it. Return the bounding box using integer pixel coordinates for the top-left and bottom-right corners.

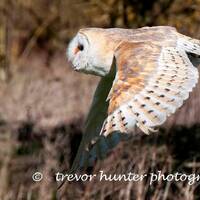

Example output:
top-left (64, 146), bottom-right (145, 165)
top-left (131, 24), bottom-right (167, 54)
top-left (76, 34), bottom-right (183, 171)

top-left (101, 36), bottom-right (199, 136)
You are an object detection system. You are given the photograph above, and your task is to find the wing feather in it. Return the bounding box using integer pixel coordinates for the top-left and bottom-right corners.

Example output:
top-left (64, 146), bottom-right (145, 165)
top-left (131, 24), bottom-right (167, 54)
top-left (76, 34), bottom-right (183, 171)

top-left (177, 33), bottom-right (200, 55)
top-left (100, 41), bottom-right (199, 136)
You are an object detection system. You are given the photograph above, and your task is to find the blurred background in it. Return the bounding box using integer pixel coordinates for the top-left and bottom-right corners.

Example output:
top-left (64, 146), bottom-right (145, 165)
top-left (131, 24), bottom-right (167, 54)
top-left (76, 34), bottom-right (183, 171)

top-left (0, 0), bottom-right (200, 199)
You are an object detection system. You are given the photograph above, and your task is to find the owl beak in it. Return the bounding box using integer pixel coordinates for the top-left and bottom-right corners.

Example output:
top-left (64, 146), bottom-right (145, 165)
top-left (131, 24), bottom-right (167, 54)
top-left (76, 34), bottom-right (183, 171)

top-left (74, 47), bottom-right (79, 55)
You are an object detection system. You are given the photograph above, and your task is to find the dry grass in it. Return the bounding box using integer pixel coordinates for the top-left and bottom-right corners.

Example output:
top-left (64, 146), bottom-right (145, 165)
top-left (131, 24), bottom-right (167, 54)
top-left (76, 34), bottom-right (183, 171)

top-left (58, 129), bottom-right (200, 200)
top-left (0, 0), bottom-right (200, 199)
top-left (0, 51), bottom-right (98, 130)
top-left (0, 50), bottom-right (198, 200)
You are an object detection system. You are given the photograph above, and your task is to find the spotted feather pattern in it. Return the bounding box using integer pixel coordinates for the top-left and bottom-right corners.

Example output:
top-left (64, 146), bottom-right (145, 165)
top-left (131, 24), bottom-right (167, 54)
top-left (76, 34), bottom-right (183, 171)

top-left (100, 39), bottom-right (199, 136)
top-left (177, 33), bottom-right (200, 55)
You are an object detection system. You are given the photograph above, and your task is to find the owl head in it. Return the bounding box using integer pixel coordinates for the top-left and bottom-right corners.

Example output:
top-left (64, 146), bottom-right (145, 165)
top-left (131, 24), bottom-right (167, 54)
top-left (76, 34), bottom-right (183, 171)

top-left (67, 28), bottom-right (118, 76)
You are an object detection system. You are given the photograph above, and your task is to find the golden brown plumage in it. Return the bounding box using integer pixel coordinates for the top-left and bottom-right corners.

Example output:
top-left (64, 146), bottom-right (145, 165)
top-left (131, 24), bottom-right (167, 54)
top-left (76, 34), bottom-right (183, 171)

top-left (67, 26), bottom-right (200, 136)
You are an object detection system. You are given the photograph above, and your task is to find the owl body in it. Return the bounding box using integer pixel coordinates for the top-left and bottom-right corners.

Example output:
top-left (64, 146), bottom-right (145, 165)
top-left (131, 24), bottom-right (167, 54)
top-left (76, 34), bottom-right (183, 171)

top-left (67, 26), bottom-right (200, 136)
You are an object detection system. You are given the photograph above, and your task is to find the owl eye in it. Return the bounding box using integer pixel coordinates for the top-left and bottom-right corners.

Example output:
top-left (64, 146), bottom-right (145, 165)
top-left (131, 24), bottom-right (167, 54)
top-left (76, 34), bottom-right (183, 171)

top-left (78, 43), bottom-right (84, 51)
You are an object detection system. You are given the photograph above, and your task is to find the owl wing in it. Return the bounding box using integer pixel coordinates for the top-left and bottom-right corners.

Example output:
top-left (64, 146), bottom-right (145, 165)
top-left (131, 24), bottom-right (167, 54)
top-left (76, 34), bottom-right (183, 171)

top-left (101, 36), bottom-right (199, 136)
top-left (69, 62), bottom-right (128, 172)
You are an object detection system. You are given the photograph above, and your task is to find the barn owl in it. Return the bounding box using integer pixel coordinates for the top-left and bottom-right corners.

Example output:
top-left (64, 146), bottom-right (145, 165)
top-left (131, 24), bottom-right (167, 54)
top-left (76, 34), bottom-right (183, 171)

top-left (67, 26), bottom-right (200, 170)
